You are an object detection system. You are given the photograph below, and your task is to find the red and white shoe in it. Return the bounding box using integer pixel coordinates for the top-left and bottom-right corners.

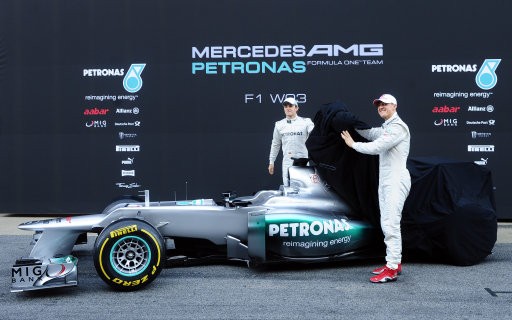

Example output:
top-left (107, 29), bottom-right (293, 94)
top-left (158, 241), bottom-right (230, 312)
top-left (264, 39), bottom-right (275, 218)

top-left (370, 266), bottom-right (398, 283)
top-left (372, 263), bottom-right (402, 275)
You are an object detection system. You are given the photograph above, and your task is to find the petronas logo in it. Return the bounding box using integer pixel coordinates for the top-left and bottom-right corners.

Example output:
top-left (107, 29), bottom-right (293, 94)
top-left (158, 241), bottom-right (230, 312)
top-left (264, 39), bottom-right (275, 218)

top-left (123, 64), bottom-right (146, 93)
top-left (475, 59), bottom-right (501, 90)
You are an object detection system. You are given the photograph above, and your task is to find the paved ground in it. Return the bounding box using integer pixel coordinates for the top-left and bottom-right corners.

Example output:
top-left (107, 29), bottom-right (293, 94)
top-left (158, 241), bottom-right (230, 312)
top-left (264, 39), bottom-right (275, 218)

top-left (1, 236), bottom-right (511, 320)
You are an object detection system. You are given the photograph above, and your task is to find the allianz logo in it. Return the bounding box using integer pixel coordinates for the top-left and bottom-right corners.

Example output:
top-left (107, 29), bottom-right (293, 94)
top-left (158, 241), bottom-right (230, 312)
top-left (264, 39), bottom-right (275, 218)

top-left (116, 107), bottom-right (140, 114)
top-left (467, 105), bottom-right (494, 112)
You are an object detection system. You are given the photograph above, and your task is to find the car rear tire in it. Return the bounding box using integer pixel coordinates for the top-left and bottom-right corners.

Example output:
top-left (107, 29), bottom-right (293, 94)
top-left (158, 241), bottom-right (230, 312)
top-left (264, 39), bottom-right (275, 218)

top-left (93, 219), bottom-right (165, 291)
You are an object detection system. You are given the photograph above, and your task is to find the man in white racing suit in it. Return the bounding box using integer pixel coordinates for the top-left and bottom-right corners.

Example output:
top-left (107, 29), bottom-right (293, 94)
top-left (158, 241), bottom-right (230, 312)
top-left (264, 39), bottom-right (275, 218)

top-left (340, 94), bottom-right (411, 283)
top-left (268, 97), bottom-right (314, 186)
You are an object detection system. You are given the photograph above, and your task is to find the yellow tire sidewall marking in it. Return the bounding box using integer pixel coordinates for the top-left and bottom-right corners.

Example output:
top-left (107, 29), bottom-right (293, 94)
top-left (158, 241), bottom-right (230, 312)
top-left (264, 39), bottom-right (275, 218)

top-left (141, 228), bottom-right (161, 267)
top-left (99, 237), bottom-right (111, 280)
top-left (98, 226), bottom-right (161, 284)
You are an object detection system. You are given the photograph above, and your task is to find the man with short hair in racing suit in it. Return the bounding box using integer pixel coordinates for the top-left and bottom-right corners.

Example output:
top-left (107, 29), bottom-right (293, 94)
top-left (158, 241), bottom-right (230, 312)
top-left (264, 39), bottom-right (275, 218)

top-left (340, 94), bottom-right (411, 283)
top-left (268, 97), bottom-right (314, 186)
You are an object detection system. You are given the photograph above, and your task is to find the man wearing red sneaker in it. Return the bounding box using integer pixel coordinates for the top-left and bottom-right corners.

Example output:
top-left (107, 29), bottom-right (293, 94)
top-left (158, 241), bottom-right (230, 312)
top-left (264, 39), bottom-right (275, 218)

top-left (340, 94), bottom-right (411, 283)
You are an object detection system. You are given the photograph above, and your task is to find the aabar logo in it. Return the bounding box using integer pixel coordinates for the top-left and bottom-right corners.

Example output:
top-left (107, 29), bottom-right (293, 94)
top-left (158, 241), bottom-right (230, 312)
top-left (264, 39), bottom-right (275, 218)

top-left (84, 108), bottom-right (109, 115)
top-left (432, 106), bottom-right (460, 113)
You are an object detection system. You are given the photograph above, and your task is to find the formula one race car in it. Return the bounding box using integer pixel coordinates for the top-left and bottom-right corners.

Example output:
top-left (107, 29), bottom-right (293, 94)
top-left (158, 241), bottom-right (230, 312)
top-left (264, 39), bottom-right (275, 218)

top-left (11, 101), bottom-right (498, 292)
top-left (11, 165), bottom-right (383, 292)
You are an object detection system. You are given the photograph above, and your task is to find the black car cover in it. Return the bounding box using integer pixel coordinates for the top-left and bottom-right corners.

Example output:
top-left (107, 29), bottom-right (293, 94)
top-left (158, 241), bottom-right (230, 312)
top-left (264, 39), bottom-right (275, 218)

top-left (305, 101), bottom-right (381, 226)
top-left (402, 157), bottom-right (497, 266)
top-left (306, 101), bottom-right (497, 266)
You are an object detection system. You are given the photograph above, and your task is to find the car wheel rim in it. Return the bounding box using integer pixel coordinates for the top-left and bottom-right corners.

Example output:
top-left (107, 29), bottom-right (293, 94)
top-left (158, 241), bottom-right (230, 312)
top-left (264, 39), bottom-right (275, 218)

top-left (110, 236), bottom-right (151, 277)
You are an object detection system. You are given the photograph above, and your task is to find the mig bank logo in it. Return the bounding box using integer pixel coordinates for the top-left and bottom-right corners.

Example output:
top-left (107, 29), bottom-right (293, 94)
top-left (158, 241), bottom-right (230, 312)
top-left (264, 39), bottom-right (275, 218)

top-left (475, 59), bottom-right (501, 90)
top-left (434, 119), bottom-right (458, 127)
top-left (123, 64), bottom-right (146, 93)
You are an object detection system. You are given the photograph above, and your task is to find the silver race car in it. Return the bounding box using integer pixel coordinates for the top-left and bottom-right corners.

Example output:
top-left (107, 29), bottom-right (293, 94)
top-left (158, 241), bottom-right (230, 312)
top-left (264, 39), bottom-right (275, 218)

top-left (11, 165), bottom-right (383, 292)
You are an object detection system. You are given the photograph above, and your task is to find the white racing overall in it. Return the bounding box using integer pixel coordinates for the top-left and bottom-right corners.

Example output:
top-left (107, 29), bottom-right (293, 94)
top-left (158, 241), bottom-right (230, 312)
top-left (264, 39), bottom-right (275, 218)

top-left (269, 116), bottom-right (314, 186)
top-left (353, 113), bottom-right (411, 270)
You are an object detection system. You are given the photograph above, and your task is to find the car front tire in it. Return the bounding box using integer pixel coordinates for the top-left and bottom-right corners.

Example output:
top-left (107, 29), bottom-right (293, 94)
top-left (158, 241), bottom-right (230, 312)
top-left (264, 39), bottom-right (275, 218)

top-left (93, 219), bottom-right (165, 291)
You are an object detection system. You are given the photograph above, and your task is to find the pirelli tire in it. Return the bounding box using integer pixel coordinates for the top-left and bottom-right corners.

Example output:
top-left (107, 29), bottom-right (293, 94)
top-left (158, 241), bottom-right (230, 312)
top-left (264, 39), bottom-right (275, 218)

top-left (93, 219), bottom-right (165, 291)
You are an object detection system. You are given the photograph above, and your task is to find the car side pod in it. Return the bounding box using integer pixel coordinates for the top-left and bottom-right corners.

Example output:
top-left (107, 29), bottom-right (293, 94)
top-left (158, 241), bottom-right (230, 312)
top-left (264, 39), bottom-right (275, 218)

top-left (11, 255), bottom-right (78, 292)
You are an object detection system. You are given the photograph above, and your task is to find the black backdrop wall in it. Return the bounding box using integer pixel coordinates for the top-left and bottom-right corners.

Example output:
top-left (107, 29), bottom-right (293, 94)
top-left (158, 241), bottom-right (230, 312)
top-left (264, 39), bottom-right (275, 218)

top-left (0, 0), bottom-right (511, 219)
